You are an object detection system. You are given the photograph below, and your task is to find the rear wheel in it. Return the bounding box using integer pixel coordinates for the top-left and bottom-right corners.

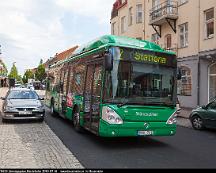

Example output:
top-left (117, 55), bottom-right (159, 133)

top-left (50, 101), bottom-right (56, 116)
top-left (73, 109), bottom-right (83, 132)
top-left (191, 115), bottom-right (204, 130)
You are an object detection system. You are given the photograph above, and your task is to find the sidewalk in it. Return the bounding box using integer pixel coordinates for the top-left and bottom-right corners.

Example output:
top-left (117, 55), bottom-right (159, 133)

top-left (177, 108), bottom-right (193, 129)
top-left (0, 87), bottom-right (83, 169)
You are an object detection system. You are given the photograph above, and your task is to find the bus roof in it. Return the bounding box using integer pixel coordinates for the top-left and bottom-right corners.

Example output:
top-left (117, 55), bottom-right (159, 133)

top-left (51, 35), bottom-right (176, 68)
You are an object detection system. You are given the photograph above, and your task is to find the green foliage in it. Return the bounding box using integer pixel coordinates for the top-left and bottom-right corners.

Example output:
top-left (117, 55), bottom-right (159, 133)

top-left (17, 75), bottom-right (23, 84)
top-left (8, 63), bottom-right (19, 80)
top-left (0, 61), bottom-right (8, 76)
top-left (22, 70), bottom-right (34, 84)
top-left (35, 60), bottom-right (46, 82)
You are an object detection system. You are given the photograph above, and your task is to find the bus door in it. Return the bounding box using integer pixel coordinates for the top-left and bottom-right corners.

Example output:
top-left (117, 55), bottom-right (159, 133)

top-left (58, 69), bottom-right (67, 117)
top-left (84, 63), bottom-right (103, 133)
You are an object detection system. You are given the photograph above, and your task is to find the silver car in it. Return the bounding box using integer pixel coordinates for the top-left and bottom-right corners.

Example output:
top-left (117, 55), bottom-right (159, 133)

top-left (1, 88), bottom-right (45, 122)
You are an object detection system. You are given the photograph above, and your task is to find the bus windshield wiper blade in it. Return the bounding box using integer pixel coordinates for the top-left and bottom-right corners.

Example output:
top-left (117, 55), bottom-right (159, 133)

top-left (117, 102), bottom-right (129, 108)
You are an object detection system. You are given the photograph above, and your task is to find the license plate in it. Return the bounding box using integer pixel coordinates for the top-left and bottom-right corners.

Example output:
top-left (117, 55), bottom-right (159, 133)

top-left (137, 130), bottom-right (154, 136)
top-left (19, 111), bottom-right (32, 115)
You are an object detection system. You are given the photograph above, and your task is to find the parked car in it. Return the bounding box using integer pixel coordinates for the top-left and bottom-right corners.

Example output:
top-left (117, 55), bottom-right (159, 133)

top-left (0, 88), bottom-right (45, 122)
top-left (189, 99), bottom-right (216, 130)
top-left (14, 83), bottom-right (22, 88)
top-left (27, 84), bottom-right (35, 90)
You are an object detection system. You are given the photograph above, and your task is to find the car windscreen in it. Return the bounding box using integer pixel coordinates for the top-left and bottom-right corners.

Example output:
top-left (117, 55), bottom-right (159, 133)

top-left (7, 90), bottom-right (39, 99)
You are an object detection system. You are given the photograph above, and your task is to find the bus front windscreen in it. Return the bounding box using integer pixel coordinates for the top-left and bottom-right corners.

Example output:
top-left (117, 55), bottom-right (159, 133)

top-left (103, 48), bottom-right (177, 106)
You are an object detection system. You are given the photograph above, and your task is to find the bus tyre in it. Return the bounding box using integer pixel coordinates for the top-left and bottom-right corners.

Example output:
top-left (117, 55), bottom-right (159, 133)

top-left (73, 111), bottom-right (83, 132)
top-left (50, 103), bottom-right (56, 116)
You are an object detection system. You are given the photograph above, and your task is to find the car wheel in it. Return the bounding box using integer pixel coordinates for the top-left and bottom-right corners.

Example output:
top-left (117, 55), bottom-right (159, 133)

top-left (191, 115), bottom-right (204, 130)
top-left (2, 118), bottom-right (8, 123)
top-left (73, 110), bottom-right (83, 132)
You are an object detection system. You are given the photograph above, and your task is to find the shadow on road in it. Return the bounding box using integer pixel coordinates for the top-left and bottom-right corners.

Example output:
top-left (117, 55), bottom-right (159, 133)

top-left (45, 107), bottom-right (170, 150)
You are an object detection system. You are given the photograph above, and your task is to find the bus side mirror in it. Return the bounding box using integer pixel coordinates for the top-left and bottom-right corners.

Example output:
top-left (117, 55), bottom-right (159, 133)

top-left (177, 67), bottom-right (182, 80)
top-left (104, 53), bottom-right (113, 71)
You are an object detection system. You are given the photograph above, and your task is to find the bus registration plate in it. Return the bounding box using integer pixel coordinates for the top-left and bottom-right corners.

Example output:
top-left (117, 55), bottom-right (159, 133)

top-left (137, 130), bottom-right (153, 136)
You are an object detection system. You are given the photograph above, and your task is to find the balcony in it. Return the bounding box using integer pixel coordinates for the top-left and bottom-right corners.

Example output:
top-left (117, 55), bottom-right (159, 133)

top-left (149, 1), bottom-right (178, 26)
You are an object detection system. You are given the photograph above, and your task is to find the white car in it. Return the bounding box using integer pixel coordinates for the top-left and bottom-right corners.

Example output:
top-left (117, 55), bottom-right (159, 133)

top-left (27, 84), bottom-right (35, 90)
top-left (14, 83), bottom-right (22, 88)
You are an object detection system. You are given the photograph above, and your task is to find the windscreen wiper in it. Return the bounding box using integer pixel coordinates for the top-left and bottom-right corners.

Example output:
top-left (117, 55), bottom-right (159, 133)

top-left (117, 101), bottom-right (129, 108)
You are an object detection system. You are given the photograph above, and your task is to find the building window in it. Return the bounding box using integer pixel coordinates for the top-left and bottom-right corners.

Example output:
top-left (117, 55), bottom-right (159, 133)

top-left (121, 16), bottom-right (126, 33)
top-left (152, 0), bottom-right (160, 8)
top-left (209, 63), bottom-right (216, 102)
top-left (151, 33), bottom-right (160, 44)
top-left (136, 4), bottom-right (143, 23)
top-left (204, 8), bottom-right (214, 39)
top-left (128, 7), bottom-right (133, 26)
top-left (179, 23), bottom-right (188, 48)
top-left (178, 66), bottom-right (192, 96)
top-left (152, 0), bottom-right (161, 18)
top-left (165, 34), bottom-right (172, 49)
top-left (112, 22), bottom-right (116, 35)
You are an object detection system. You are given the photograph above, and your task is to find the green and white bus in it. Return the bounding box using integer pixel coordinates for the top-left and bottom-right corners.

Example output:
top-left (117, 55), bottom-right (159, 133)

top-left (46, 35), bottom-right (180, 137)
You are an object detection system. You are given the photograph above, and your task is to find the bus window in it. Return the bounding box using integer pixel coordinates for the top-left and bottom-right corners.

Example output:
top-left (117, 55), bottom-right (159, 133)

top-left (73, 64), bottom-right (85, 95)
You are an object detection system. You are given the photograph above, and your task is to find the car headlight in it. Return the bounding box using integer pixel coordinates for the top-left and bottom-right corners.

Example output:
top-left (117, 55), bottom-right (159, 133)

top-left (33, 106), bottom-right (44, 111)
top-left (102, 106), bottom-right (123, 125)
top-left (5, 106), bottom-right (17, 112)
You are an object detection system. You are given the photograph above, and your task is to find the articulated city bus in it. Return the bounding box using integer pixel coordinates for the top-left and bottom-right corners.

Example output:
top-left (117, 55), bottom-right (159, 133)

top-left (45, 35), bottom-right (180, 137)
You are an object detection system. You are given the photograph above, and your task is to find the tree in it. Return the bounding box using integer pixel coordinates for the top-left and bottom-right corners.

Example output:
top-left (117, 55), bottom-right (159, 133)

top-left (22, 70), bottom-right (34, 84)
top-left (17, 75), bottom-right (23, 84)
top-left (0, 61), bottom-right (8, 76)
top-left (35, 59), bottom-right (46, 82)
top-left (8, 63), bottom-right (19, 80)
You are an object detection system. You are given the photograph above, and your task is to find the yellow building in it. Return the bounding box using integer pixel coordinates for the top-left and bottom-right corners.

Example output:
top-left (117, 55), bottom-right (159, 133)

top-left (110, 0), bottom-right (216, 108)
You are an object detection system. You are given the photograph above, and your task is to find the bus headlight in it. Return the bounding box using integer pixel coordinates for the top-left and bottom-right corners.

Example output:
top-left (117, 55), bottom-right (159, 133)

top-left (166, 111), bottom-right (177, 125)
top-left (102, 106), bottom-right (123, 125)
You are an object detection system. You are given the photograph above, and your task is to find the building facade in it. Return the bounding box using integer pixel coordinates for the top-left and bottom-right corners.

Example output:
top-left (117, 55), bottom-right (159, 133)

top-left (110, 0), bottom-right (216, 108)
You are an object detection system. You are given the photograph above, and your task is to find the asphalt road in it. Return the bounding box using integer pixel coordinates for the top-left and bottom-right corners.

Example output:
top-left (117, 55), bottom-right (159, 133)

top-left (45, 107), bottom-right (216, 169)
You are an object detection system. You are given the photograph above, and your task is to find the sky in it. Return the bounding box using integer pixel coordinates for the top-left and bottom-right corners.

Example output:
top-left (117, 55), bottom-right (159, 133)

top-left (0, 0), bottom-right (115, 75)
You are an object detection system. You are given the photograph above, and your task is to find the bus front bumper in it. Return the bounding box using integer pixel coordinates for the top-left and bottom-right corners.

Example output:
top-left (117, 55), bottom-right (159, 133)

top-left (99, 120), bottom-right (176, 137)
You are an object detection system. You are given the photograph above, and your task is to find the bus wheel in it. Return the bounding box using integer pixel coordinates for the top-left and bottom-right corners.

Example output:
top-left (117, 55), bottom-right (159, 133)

top-left (50, 102), bottom-right (56, 116)
top-left (73, 110), bottom-right (83, 132)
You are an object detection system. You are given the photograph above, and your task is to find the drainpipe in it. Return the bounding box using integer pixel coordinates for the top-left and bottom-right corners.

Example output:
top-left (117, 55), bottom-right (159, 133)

top-left (197, 0), bottom-right (201, 106)
top-left (143, 0), bottom-right (146, 40)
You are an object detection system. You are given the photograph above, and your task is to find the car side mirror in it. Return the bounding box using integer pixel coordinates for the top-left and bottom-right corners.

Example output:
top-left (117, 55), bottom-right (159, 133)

top-left (104, 53), bottom-right (113, 71)
top-left (0, 97), bottom-right (5, 100)
top-left (39, 97), bottom-right (45, 101)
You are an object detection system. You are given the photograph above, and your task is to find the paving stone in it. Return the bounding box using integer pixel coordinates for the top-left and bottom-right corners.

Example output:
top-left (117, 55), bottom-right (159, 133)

top-left (0, 88), bottom-right (84, 169)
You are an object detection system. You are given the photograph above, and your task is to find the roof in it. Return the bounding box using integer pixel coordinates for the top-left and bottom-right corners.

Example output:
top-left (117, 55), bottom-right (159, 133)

top-left (53, 35), bottom-right (176, 67)
top-left (73, 35), bottom-right (175, 56)
top-left (55, 46), bottom-right (78, 62)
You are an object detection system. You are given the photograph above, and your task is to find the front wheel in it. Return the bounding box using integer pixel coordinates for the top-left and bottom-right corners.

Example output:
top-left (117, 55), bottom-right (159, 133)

top-left (191, 115), bottom-right (204, 130)
top-left (73, 111), bottom-right (83, 132)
